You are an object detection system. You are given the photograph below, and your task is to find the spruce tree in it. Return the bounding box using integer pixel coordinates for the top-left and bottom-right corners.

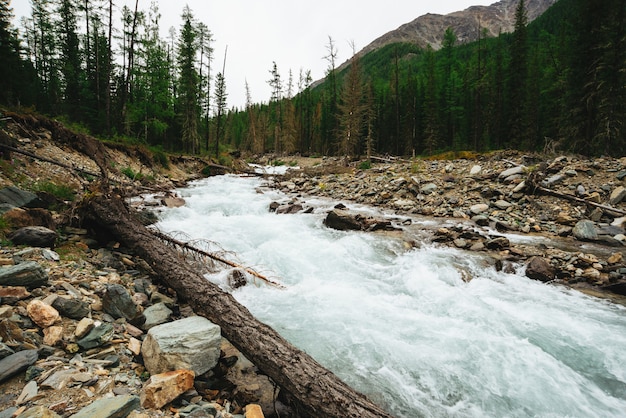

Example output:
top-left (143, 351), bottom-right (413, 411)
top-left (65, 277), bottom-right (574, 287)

top-left (176, 6), bottom-right (200, 154)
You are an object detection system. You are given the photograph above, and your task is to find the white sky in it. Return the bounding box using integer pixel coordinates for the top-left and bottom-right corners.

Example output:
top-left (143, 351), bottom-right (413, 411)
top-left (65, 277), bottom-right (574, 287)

top-left (11, 0), bottom-right (493, 109)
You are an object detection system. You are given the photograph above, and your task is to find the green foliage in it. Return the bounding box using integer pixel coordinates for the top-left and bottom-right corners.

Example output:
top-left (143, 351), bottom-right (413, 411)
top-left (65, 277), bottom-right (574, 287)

top-left (32, 181), bottom-right (76, 201)
top-left (201, 165), bottom-right (212, 176)
top-left (358, 160), bottom-right (372, 170)
top-left (121, 166), bottom-right (143, 181)
top-left (151, 147), bottom-right (170, 169)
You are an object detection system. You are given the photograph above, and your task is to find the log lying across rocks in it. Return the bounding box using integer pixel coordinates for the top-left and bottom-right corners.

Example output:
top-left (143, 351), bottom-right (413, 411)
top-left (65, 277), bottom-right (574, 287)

top-left (84, 192), bottom-right (393, 418)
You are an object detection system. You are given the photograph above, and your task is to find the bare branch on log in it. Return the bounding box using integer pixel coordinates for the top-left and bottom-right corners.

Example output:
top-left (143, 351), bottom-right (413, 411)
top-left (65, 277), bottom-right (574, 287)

top-left (83, 194), bottom-right (393, 418)
top-left (149, 229), bottom-right (285, 289)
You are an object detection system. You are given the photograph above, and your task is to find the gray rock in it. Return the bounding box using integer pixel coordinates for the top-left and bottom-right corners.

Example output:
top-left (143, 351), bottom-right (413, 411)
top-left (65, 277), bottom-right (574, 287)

top-left (0, 342), bottom-right (15, 360)
top-left (525, 257), bottom-right (556, 282)
top-left (0, 261), bottom-right (48, 288)
top-left (52, 297), bottom-right (90, 320)
top-left (609, 186), bottom-right (626, 206)
top-left (470, 203), bottom-right (489, 215)
top-left (572, 220), bottom-right (599, 241)
top-left (142, 316), bottom-right (221, 376)
top-left (541, 174), bottom-right (565, 188)
top-left (8, 226), bottom-right (57, 248)
top-left (0, 187), bottom-right (41, 209)
top-left (141, 303), bottom-right (173, 331)
top-left (70, 394), bottom-right (140, 418)
top-left (420, 183), bottom-right (438, 195)
top-left (77, 323), bottom-right (115, 350)
top-left (101, 284), bottom-right (140, 321)
top-left (616, 170), bottom-right (626, 181)
top-left (499, 166), bottom-right (526, 180)
top-left (0, 349), bottom-right (38, 383)
top-left (469, 165), bottom-right (482, 176)
top-left (493, 200), bottom-right (513, 210)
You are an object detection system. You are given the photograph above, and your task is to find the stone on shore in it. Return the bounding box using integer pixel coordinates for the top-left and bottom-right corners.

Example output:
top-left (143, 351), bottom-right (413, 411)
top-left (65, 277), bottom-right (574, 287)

top-left (0, 261), bottom-right (48, 288)
top-left (140, 369), bottom-right (195, 409)
top-left (70, 394), bottom-right (140, 418)
top-left (8, 226), bottom-right (57, 248)
top-left (525, 257), bottom-right (556, 282)
top-left (141, 316), bottom-right (221, 376)
top-left (0, 349), bottom-right (38, 383)
top-left (26, 299), bottom-right (59, 328)
top-left (573, 220), bottom-right (599, 241)
top-left (101, 284), bottom-right (140, 322)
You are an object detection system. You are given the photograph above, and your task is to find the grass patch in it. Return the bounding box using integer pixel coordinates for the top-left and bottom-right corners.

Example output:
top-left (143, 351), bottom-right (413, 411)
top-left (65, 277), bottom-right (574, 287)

top-left (121, 166), bottom-right (144, 181)
top-left (32, 181), bottom-right (77, 201)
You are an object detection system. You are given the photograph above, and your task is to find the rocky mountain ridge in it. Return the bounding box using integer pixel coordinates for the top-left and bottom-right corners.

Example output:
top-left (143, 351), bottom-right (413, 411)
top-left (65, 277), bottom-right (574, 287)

top-left (360, 0), bottom-right (556, 54)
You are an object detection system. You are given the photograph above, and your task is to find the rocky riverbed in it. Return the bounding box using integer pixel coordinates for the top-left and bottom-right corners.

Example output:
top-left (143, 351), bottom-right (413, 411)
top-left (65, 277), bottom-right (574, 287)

top-left (268, 153), bottom-right (626, 304)
top-left (3, 113), bottom-right (626, 418)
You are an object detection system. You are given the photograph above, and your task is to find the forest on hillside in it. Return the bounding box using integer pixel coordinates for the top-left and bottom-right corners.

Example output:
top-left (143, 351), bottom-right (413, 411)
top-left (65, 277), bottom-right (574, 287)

top-left (1, 0), bottom-right (625, 159)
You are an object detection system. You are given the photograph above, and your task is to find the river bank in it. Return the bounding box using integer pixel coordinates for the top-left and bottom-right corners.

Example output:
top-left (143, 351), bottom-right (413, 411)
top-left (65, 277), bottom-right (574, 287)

top-left (2, 112), bottom-right (626, 417)
top-left (261, 153), bottom-right (626, 304)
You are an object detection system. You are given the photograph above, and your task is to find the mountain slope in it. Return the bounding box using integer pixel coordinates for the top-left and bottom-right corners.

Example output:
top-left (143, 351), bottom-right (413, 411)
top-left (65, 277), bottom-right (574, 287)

top-left (357, 0), bottom-right (557, 55)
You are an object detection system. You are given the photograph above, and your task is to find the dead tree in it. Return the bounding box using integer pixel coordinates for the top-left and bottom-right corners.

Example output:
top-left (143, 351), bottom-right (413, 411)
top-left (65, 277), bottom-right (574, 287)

top-left (84, 192), bottom-right (394, 418)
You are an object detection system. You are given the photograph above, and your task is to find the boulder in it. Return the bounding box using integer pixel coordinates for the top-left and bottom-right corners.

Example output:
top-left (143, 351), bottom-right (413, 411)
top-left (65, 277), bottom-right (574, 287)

top-left (77, 322), bottom-right (115, 350)
top-left (141, 303), bottom-right (173, 331)
top-left (8, 226), bottom-right (57, 248)
top-left (572, 220), bottom-right (599, 241)
top-left (324, 209), bottom-right (362, 231)
top-left (525, 257), bottom-right (556, 282)
top-left (470, 203), bottom-right (489, 215)
top-left (51, 296), bottom-right (90, 320)
top-left (0, 261), bottom-right (48, 288)
top-left (0, 186), bottom-right (42, 210)
top-left (498, 166), bottom-right (526, 180)
top-left (26, 300), bottom-right (59, 328)
top-left (609, 186), bottom-right (626, 206)
top-left (71, 394), bottom-right (140, 418)
top-left (140, 369), bottom-right (195, 409)
top-left (141, 316), bottom-right (221, 376)
top-left (0, 349), bottom-right (38, 383)
top-left (275, 203), bottom-right (304, 214)
top-left (101, 284), bottom-right (140, 321)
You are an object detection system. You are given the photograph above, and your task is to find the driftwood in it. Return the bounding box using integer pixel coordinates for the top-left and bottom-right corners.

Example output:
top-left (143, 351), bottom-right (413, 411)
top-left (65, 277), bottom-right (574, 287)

top-left (149, 229), bottom-right (285, 289)
top-left (84, 193), bottom-right (393, 418)
top-left (526, 172), bottom-right (626, 217)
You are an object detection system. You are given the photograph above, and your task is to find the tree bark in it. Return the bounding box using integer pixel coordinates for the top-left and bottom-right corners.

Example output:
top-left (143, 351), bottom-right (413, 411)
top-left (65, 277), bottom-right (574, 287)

top-left (84, 193), bottom-right (394, 418)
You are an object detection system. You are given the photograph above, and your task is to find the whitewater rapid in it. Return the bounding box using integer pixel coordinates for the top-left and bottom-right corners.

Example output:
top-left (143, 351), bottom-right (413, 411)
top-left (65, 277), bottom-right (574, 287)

top-left (154, 174), bottom-right (626, 418)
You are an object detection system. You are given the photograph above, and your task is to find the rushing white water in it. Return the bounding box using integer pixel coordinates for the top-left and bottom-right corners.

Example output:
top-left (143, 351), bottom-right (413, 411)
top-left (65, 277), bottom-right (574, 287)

top-left (155, 174), bottom-right (626, 418)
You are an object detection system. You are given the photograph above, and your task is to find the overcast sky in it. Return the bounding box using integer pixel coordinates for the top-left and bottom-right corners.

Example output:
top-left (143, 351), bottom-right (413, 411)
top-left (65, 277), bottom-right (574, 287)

top-left (12, 0), bottom-right (493, 109)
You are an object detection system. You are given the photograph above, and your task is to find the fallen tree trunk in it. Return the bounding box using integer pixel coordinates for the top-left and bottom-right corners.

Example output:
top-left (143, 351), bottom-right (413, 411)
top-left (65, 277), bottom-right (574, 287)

top-left (84, 192), bottom-right (394, 418)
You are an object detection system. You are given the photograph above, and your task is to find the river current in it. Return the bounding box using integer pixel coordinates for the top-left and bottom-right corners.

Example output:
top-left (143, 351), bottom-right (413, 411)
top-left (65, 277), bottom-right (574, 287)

top-left (153, 174), bottom-right (626, 418)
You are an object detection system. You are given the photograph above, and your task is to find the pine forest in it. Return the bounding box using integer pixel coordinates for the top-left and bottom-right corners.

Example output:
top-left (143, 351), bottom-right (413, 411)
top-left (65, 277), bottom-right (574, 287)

top-left (1, 0), bottom-right (625, 160)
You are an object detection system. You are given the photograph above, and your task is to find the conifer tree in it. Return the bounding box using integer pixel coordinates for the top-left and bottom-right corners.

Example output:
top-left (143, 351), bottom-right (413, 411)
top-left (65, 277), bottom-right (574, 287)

top-left (58, 0), bottom-right (82, 120)
top-left (507, 0), bottom-right (530, 148)
top-left (338, 43), bottom-right (366, 157)
top-left (176, 6), bottom-right (200, 154)
top-left (0, 0), bottom-right (21, 104)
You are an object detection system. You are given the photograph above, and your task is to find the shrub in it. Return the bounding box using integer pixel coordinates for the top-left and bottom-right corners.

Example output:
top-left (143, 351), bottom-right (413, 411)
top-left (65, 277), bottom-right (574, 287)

top-left (358, 160), bottom-right (372, 170)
